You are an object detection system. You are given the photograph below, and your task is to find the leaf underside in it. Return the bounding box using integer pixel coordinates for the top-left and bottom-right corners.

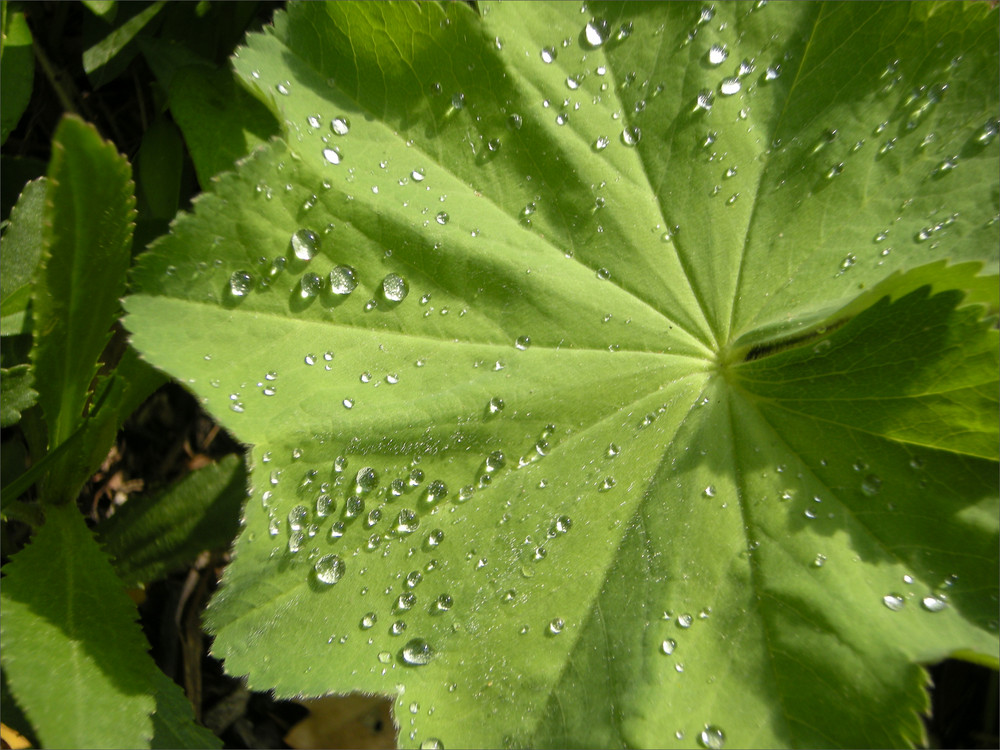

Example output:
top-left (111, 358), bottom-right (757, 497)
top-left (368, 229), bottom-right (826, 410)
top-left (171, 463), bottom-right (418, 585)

top-left (124, 2), bottom-right (999, 748)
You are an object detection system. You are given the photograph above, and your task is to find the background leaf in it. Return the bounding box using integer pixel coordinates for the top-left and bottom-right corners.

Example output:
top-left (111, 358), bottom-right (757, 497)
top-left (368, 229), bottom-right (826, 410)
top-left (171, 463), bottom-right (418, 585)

top-left (1, 502), bottom-right (158, 749)
top-left (124, 2), bottom-right (999, 748)
top-left (0, 177), bottom-right (46, 335)
top-left (0, 5), bottom-right (34, 145)
top-left (98, 454), bottom-right (247, 588)
top-left (31, 115), bottom-right (135, 499)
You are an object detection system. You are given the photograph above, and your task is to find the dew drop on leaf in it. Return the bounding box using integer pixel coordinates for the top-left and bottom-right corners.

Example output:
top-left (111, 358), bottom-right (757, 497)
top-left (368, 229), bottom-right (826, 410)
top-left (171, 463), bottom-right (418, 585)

top-left (300, 272), bottom-right (323, 298)
top-left (291, 229), bottom-right (320, 261)
top-left (436, 211), bottom-right (449, 225)
top-left (720, 77), bottom-right (741, 96)
top-left (584, 17), bottom-right (610, 47)
top-left (329, 265), bottom-right (358, 294)
top-left (331, 116), bottom-right (350, 135)
top-left (401, 638), bottom-right (435, 666)
top-left (314, 554), bottom-right (345, 584)
top-left (323, 148), bottom-right (342, 165)
top-left (229, 270), bottom-right (253, 297)
top-left (660, 638), bottom-right (676, 655)
top-left (707, 43), bottom-right (728, 66)
top-left (621, 126), bottom-right (642, 146)
top-left (548, 617), bottom-right (565, 634)
top-left (921, 595), bottom-right (948, 613)
top-left (698, 725), bottom-right (726, 750)
top-left (882, 594), bottom-right (906, 611)
top-left (361, 612), bottom-right (377, 629)
top-left (383, 273), bottom-right (409, 302)
top-left (540, 46), bottom-right (557, 63)
top-left (515, 335), bottom-right (531, 350)
top-left (356, 467), bottom-right (379, 493)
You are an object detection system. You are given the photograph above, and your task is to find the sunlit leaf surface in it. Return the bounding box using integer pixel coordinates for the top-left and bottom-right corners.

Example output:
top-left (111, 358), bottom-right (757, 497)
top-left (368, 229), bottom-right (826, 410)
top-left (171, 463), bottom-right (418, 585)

top-left (125, 3), bottom-right (999, 747)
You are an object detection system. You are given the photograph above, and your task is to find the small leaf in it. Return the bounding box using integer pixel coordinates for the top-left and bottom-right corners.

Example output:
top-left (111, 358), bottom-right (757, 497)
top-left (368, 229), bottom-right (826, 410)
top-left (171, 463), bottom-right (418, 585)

top-left (32, 115), bottom-right (135, 476)
top-left (0, 7), bottom-right (34, 145)
top-left (0, 177), bottom-right (46, 335)
top-left (83, 1), bottom-right (166, 88)
top-left (0, 364), bottom-right (37, 427)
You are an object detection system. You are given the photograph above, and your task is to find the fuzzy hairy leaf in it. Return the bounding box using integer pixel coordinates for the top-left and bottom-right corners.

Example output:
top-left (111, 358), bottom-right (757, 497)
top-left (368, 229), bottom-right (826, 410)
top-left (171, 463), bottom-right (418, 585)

top-left (124, 3), bottom-right (999, 748)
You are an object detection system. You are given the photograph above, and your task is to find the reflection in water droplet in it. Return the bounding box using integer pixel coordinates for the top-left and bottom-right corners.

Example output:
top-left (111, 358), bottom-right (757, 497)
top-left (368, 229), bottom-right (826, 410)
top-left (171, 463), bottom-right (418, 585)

top-left (621, 126), bottom-right (641, 146)
top-left (698, 725), bottom-right (726, 750)
top-left (882, 594), bottom-right (905, 611)
top-left (861, 474), bottom-right (882, 496)
top-left (329, 265), bottom-right (358, 294)
top-left (720, 77), bottom-right (741, 96)
top-left (401, 638), bottom-right (435, 665)
top-left (584, 17), bottom-right (610, 47)
top-left (314, 554), bottom-right (345, 584)
top-left (331, 116), bottom-right (351, 135)
top-left (707, 44), bottom-right (728, 66)
top-left (383, 273), bottom-right (409, 302)
top-left (229, 270), bottom-right (253, 297)
top-left (921, 595), bottom-right (948, 613)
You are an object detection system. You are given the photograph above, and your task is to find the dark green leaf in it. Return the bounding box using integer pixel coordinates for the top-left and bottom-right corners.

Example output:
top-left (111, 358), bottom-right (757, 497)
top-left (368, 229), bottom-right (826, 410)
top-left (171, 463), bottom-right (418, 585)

top-left (1, 177), bottom-right (46, 336)
top-left (99, 454), bottom-right (247, 587)
top-left (0, 364), bottom-right (36, 427)
top-left (0, 6), bottom-right (34, 145)
top-left (83, 1), bottom-right (166, 88)
top-left (136, 115), bottom-right (185, 221)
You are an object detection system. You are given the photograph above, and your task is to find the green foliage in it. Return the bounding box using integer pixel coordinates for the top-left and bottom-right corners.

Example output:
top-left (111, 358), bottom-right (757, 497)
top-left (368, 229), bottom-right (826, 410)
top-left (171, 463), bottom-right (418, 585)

top-left (0, 502), bottom-right (217, 749)
top-left (98, 454), bottom-right (248, 588)
top-left (121, 2), bottom-right (999, 748)
top-left (0, 3), bottom-right (34, 145)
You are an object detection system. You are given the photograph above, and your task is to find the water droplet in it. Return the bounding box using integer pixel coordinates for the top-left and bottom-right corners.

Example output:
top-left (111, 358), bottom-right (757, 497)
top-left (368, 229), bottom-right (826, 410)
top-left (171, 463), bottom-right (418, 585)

top-left (383, 273), bottom-right (409, 302)
top-left (361, 612), bottom-right (377, 629)
top-left (703, 485), bottom-right (716, 498)
top-left (329, 265), bottom-right (358, 295)
top-left (287, 505), bottom-right (308, 531)
top-left (695, 89), bottom-right (714, 112)
top-left (450, 92), bottom-right (465, 110)
top-left (507, 113), bottom-right (523, 130)
top-left (323, 148), bottom-right (342, 165)
top-left (409, 469), bottom-right (424, 487)
top-left (812, 554), bottom-right (827, 568)
top-left (976, 118), bottom-right (999, 145)
top-left (343, 496), bottom-right (365, 521)
top-left (882, 593), bottom-right (905, 611)
top-left (390, 620), bottom-right (407, 636)
top-left (548, 617), bottom-right (565, 634)
top-left (764, 64), bottom-right (781, 81)
top-left (424, 479), bottom-right (448, 505)
top-left (921, 595), bottom-right (948, 613)
top-left (660, 638), bottom-right (676, 655)
top-left (584, 17), bottom-right (610, 47)
top-left (826, 162), bottom-right (844, 179)
top-left (287, 530), bottom-right (304, 553)
top-left (300, 272), bottom-right (323, 298)
top-left (356, 467), bottom-right (379, 493)
top-left (401, 638), bottom-right (435, 666)
top-left (515, 335), bottom-right (531, 350)
top-left (229, 270), bottom-right (253, 297)
top-left (621, 126), bottom-right (641, 146)
top-left (861, 474), bottom-right (882, 496)
top-left (720, 77), bottom-right (741, 96)
top-left (314, 554), bottom-right (345, 584)
top-left (275, 81), bottom-right (291, 95)
top-left (396, 592), bottom-right (416, 612)
top-left (329, 521), bottom-right (345, 540)
top-left (593, 135), bottom-right (610, 151)
top-left (291, 229), bottom-right (320, 263)
top-left (427, 529), bottom-right (444, 548)
top-left (598, 477), bottom-right (616, 492)
top-left (488, 396), bottom-right (505, 414)
top-left (420, 739), bottom-right (444, 750)
top-left (406, 571), bottom-right (423, 590)
top-left (434, 594), bottom-right (453, 613)
top-left (540, 46), bottom-right (557, 63)
top-left (331, 116), bottom-right (350, 136)
top-left (435, 211), bottom-right (449, 225)
top-left (677, 613), bottom-right (693, 629)
top-left (698, 725), bottom-right (726, 750)
top-left (707, 44), bottom-right (728, 66)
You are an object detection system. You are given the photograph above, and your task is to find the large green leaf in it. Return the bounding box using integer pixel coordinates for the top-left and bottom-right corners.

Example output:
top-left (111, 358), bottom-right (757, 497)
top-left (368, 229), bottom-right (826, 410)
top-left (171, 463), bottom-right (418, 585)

top-left (123, 2), bottom-right (999, 748)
